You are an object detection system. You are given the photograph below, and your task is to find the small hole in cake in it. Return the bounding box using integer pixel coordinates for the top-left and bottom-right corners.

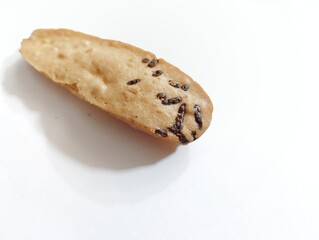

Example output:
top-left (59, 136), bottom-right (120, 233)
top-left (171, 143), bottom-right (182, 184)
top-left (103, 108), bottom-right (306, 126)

top-left (58, 53), bottom-right (66, 59)
top-left (64, 83), bottom-right (78, 93)
top-left (53, 72), bottom-right (65, 81)
top-left (91, 61), bottom-right (103, 75)
top-left (91, 88), bottom-right (99, 98)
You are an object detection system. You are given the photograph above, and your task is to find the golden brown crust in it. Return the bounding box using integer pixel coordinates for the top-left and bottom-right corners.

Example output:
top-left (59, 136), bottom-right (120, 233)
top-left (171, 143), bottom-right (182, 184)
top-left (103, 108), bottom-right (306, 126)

top-left (20, 29), bottom-right (213, 144)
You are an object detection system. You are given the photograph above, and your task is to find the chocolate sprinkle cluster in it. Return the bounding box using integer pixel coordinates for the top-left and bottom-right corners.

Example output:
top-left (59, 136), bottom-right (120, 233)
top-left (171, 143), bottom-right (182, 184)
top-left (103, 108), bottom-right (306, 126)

top-left (139, 57), bottom-right (203, 143)
top-left (168, 103), bottom-right (188, 144)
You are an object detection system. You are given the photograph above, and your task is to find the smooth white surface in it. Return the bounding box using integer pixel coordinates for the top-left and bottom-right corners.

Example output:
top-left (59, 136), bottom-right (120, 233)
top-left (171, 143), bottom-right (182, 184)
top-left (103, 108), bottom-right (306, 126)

top-left (1, 0), bottom-right (319, 239)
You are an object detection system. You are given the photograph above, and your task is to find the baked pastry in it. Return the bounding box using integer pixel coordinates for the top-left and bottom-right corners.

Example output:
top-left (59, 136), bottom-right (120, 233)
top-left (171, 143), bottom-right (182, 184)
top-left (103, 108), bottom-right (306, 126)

top-left (20, 29), bottom-right (213, 144)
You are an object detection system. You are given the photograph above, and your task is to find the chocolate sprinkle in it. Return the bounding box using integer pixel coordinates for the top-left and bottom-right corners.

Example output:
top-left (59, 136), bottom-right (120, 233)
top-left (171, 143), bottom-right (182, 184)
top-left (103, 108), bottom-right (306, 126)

top-left (168, 126), bottom-right (188, 144)
top-left (127, 79), bottom-right (141, 85)
top-left (194, 104), bottom-right (203, 129)
top-left (162, 96), bottom-right (182, 105)
top-left (167, 103), bottom-right (188, 144)
top-left (155, 128), bottom-right (168, 137)
top-left (168, 80), bottom-right (190, 91)
top-left (147, 59), bottom-right (159, 68)
top-left (156, 92), bottom-right (167, 100)
top-left (152, 70), bottom-right (163, 77)
top-left (161, 99), bottom-right (169, 105)
top-left (181, 84), bottom-right (190, 91)
top-left (174, 103), bottom-right (186, 130)
top-left (169, 80), bottom-right (180, 88)
top-left (191, 131), bottom-right (197, 141)
top-left (142, 58), bottom-right (150, 63)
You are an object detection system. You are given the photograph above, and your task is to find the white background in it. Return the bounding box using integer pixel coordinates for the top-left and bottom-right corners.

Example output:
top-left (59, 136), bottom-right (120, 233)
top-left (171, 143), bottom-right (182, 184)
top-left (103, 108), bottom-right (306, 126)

top-left (1, 0), bottom-right (319, 239)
